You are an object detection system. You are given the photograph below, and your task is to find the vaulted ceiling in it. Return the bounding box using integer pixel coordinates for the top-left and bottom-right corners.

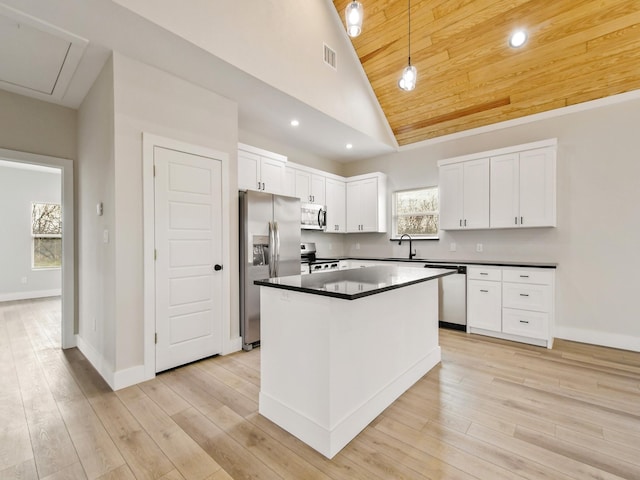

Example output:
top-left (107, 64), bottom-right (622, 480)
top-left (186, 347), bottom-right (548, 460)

top-left (333, 0), bottom-right (640, 146)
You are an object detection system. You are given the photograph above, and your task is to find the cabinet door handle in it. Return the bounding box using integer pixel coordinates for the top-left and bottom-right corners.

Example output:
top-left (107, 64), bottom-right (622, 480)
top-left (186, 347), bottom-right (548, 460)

top-left (480, 272), bottom-right (488, 276)
top-left (515, 216), bottom-right (518, 225)
top-left (480, 289), bottom-right (489, 293)
top-left (519, 320), bottom-right (530, 324)
top-left (521, 216), bottom-right (524, 225)
top-left (520, 275), bottom-right (529, 278)
top-left (459, 219), bottom-right (462, 227)
top-left (464, 219), bottom-right (467, 227)
top-left (520, 293), bottom-right (529, 297)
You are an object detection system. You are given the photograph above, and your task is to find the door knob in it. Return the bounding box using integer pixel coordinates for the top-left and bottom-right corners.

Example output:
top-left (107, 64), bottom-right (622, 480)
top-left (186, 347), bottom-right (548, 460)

top-left (214, 264), bottom-right (223, 271)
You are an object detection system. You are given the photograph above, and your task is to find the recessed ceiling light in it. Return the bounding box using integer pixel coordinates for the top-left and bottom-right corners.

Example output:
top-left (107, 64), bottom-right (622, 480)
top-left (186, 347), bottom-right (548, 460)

top-left (290, 119), bottom-right (299, 127)
top-left (509, 30), bottom-right (527, 48)
top-left (346, 143), bottom-right (353, 149)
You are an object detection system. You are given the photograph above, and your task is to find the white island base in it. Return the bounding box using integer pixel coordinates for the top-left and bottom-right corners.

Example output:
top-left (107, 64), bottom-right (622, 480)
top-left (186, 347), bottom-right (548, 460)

top-left (259, 279), bottom-right (440, 458)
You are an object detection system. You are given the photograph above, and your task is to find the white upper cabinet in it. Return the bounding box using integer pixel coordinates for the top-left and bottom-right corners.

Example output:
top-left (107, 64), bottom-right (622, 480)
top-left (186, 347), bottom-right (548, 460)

top-left (491, 147), bottom-right (556, 228)
top-left (439, 139), bottom-right (557, 231)
top-left (325, 177), bottom-right (346, 233)
top-left (439, 158), bottom-right (490, 230)
top-left (238, 143), bottom-right (287, 195)
top-left (346, 173), bottom-right (387, 233)
top-left (284, 166), bottom-right (296, 197)
top-left (292, 168), bottom-right (326, 204)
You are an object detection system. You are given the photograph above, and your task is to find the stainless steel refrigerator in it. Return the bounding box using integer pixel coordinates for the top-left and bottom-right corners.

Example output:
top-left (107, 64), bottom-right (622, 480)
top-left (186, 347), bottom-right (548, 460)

top-left (239, 190), bottom-right (301, 350)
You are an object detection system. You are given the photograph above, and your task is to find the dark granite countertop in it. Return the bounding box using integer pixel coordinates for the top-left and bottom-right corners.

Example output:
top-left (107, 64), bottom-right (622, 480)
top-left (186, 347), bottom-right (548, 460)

top-left (321, 257), bottom-right (557, 269)
top-left (255, 265), bottom-right (455, 300)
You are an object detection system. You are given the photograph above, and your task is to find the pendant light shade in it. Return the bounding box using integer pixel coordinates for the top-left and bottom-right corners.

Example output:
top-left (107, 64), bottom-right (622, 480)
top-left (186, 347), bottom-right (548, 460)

top-left (398, 65), bottom-right (417, 91)
top-left (398, 0), bottom-right (417, 91)
top-left (345, 1), bottom-right (364, 37)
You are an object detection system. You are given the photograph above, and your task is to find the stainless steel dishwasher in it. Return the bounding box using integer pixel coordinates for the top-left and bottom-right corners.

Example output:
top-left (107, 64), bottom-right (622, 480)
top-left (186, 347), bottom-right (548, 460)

top-left (423, 263), bottom-right (467, 330)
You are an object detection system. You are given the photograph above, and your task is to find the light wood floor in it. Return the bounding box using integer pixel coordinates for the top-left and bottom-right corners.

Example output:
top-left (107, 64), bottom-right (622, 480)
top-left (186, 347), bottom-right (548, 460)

top-left (2, 298), bottom-right (640, 480)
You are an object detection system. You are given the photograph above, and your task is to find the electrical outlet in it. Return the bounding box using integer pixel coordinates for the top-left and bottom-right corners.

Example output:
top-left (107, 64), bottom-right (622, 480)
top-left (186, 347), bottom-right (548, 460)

top-left (103, 229), bottom-right (109, 244)
top-left (476, 243), bottom-right (483, 253)
top-left (20, 276), bottom-right (27, 284)
top-left (355, 242), bottom-right (361, 250)
top-left (329, 243), bottom-right (333, 251)
top-left (449, 242), bottom-right (456, 252)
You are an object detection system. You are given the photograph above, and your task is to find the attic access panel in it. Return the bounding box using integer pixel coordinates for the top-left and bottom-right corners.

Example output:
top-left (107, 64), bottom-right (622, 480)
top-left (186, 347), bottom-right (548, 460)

top-left (0, 4), bottom-right (87, 101)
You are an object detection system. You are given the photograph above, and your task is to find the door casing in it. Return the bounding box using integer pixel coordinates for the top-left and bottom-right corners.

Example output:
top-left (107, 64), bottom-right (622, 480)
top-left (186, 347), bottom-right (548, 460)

top-left (142, 133), bottom-right (231, 381)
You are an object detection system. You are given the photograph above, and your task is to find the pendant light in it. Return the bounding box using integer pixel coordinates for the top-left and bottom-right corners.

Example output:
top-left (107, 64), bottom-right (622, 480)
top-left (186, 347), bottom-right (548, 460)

top-left (345, 1), bottom-right (364, 38)
top-left (398, 0), bottom-right (417, 91)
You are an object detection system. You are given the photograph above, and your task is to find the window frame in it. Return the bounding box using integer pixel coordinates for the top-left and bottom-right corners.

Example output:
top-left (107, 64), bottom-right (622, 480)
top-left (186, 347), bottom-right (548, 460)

top-left (31, 202), bottom-right (62, 270)
top-left (391, 186), bottom-right (440, 240)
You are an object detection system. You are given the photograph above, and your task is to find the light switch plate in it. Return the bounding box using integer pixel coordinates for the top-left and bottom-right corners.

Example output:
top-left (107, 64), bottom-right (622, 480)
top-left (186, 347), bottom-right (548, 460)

top-left (476, 243), bottom-right (483, 252)
top-left (449, 242), bottom-right (456, 252)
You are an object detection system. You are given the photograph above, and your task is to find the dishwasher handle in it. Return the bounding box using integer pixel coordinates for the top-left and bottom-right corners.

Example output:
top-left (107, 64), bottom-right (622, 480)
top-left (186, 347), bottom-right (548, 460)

top-left (423, 264), bottom-right (467, 274)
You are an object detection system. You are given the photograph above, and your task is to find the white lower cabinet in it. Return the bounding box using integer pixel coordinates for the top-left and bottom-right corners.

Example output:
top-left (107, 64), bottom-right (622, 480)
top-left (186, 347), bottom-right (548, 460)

top-left (467, 265), bottom-right (555, 348)
top-left (467, 279), bottom-right (502, 332)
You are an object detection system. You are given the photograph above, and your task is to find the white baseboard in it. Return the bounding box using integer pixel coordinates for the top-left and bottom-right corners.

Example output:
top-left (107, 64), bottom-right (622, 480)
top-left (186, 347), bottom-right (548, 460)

top-left (113, 365), bottom-right (149, 390)
top-left (76, 335), bottom-right (150, 390)
top-left (0, 289), bottom-right (61, 302)
top-left (260, 346), bottom-right (441, 459)
top-left (222, 335), bottom-right (243, 355)
top-left (554, 326), bottom-right (640, 353)
top-left (76, 335), bottom-right (115, 389)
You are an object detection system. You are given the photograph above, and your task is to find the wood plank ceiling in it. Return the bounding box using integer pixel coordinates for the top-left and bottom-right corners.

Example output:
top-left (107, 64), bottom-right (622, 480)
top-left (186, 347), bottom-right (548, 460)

top-left (333, 0), bottom-right (640, 146)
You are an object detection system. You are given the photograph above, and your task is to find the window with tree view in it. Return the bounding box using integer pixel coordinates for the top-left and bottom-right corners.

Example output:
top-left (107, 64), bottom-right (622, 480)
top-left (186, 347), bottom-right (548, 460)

top-left (32, 202), bottom-right (62, 269)
top-left (393, 187), bottom-right (439, 238)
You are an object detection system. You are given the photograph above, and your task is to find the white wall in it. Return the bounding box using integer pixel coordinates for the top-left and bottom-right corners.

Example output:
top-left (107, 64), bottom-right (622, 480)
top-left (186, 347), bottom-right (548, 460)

top-left (0, 164), bottom-right (61, 300)
top-left (77, 56), bottom-right (117, 373)
top-left (111, 52), bottom-right (239, 372)
top-left (77, 52), bottom-right (239, 386)
top-left (342, 98), bottom-right (640, 351)
top-left (0, 89), bottom-right (77, 160)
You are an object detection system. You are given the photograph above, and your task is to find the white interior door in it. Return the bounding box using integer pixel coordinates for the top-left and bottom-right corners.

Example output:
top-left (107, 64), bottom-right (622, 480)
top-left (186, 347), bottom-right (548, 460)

top-left (154, 145), bottom-right (223, 372)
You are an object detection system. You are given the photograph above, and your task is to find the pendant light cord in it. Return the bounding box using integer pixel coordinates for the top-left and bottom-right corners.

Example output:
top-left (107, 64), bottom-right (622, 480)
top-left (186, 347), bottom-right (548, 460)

top-left (407, 0), bottom-right (411, 66)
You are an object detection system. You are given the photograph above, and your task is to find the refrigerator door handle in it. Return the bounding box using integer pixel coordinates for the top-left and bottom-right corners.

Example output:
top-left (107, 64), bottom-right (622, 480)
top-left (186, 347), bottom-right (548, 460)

top-left (274, 221), bottom-right (280, 277)
top-left (268, 221), bottom-right (275, 277)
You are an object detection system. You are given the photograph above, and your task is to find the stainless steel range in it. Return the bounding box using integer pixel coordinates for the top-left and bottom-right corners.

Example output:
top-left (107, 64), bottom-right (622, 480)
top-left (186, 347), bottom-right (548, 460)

top-left (300, 242), bottom-right (340, 274)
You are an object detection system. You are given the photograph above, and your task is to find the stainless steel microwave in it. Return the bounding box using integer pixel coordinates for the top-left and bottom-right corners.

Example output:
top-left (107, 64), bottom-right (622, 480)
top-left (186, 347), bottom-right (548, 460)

top-left (301, 203), bottom-right (327, 230)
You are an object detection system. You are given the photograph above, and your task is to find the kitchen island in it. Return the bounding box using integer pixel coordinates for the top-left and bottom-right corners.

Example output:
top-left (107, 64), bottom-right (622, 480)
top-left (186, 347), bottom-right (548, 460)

top-left (255, 265), bottom-right (453, 458)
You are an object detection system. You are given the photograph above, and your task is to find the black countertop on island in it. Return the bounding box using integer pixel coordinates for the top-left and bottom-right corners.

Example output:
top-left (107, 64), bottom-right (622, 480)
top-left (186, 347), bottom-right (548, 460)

top-left (255, 265), bottom-right (455, 301)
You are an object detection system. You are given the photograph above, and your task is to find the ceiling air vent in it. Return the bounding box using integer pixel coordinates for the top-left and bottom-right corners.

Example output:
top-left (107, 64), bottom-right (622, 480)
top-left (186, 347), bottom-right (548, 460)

top-left (323, 43), bottom-right (337, 70)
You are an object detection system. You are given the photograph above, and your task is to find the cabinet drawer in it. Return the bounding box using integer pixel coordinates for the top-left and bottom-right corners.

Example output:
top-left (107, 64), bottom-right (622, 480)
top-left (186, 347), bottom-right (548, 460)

top-left (502, 268), bottom-right (553, 285)
top-left (503, 308), bottom-right (548, 340)
top-left (467, 266), bottom-right (502, 281)
top-left (503, 283), bottom-right (551, 312)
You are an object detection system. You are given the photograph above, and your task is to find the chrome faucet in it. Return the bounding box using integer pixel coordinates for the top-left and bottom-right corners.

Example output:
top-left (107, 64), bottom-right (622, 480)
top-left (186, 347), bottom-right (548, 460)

top-left (398, 234), bottom-right (416, 259)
